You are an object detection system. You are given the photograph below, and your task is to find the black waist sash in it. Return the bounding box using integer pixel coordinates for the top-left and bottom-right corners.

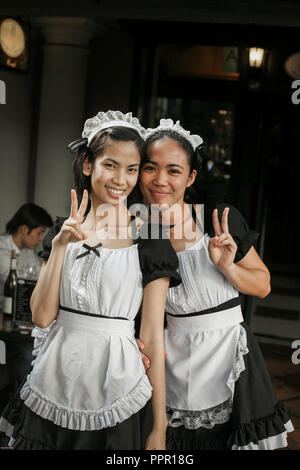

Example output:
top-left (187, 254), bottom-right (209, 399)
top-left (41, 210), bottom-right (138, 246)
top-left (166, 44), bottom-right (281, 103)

top-left (166, 297), bottom-right (241, 318)
top-left (59, 304), bottom-right (129, 321)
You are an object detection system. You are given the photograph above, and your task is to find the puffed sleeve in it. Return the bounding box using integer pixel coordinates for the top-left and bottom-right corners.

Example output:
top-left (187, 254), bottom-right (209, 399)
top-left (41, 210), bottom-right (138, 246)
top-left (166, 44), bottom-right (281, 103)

top-left (38, 217), bottom-right (67, 261)
top-left (216, 203), bottom-right (259, 263)
top-left (138, 223), bottom-right (181, 288)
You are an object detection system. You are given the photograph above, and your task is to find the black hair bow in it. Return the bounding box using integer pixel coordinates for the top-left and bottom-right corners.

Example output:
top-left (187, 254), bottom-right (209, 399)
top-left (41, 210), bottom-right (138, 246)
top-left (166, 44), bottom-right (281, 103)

top-left (67, 137), bottom-right (88, 153)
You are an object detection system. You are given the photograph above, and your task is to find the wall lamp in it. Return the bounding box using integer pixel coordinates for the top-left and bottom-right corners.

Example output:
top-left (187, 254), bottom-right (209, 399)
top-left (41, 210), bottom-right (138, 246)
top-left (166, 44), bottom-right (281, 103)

top-left (249, 47), bottom-right (264, 68)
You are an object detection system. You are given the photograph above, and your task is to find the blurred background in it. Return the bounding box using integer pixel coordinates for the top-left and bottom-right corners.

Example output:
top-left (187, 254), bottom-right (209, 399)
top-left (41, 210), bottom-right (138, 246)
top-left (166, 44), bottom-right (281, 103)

top-left (0, 0), bottom-right (299, 449)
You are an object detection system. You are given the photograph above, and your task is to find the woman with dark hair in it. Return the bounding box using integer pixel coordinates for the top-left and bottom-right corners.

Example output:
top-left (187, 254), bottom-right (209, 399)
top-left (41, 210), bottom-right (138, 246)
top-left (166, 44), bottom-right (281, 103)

top-left (137, 118), bottom-right (294, 450)
top-left (0, 111), bottom-right (181, 450)
top-left (0, 203), bottom-right (52, 310)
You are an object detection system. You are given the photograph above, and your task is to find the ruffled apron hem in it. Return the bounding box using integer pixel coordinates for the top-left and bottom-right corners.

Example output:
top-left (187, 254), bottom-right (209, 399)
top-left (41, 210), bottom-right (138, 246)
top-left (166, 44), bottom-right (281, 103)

top-left (20, 374), bottom-right (152, 431)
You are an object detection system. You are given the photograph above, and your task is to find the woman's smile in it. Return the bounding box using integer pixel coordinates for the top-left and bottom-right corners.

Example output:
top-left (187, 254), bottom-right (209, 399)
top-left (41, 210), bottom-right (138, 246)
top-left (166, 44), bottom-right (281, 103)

top-left (105, 185), bottom-right (126, 198)
top-left (149, 188), bottom-right (170, 198)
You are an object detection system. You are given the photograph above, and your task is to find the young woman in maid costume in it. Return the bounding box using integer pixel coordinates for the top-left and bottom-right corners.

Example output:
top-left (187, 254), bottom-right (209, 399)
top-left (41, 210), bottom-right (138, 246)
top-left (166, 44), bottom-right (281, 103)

top-left (137, 118), bottom-right (294, 450)
top-left (0, 111), bottom-right (181, 450)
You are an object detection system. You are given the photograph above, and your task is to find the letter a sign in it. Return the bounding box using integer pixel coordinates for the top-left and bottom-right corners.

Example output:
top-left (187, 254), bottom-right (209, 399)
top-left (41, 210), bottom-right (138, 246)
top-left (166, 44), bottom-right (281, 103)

top-left (222, 47), bottom-right (239, 73)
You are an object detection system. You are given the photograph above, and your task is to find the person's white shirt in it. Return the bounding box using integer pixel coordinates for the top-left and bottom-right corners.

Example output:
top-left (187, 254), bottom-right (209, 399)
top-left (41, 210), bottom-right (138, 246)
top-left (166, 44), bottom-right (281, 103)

top-left (0, 233), bottom-right (41, 310)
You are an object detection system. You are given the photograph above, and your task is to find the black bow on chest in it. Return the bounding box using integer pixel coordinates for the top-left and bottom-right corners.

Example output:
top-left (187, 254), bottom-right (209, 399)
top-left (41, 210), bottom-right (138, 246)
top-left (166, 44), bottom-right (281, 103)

top-left (75, 242), bottom-right (103, 260)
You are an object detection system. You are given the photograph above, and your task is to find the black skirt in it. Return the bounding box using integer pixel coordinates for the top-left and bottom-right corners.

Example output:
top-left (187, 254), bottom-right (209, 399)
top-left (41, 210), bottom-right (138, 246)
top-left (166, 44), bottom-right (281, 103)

top-left (166, 321), bottom-right (293, 451)
top-left (0, 378), bottom-right (153, 450)
top-left (167, 419), bottom-right (233, 450)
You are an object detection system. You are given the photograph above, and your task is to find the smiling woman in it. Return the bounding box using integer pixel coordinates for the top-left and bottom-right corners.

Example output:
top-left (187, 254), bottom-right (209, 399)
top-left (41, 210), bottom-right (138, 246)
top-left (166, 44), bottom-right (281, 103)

top-left (0, 110), bottom-right (181, 451)
top-left (73, 125), bottom-right (145, 213)
top-left (138, 118), bottom-right (293, 451)
top-left (141, 137), bottom-right (197, 207)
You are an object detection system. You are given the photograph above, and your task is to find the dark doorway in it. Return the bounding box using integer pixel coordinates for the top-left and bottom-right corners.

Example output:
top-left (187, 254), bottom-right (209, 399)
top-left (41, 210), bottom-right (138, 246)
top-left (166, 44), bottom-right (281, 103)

top-left (129, 22), bottom-right (300, 340)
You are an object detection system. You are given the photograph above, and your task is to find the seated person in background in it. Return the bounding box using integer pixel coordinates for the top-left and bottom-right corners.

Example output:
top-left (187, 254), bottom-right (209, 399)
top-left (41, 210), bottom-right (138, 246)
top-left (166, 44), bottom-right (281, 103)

top-left (0, 203), bottom-right (53, 310)
top-left (0, 203), bottom-right (52, 390)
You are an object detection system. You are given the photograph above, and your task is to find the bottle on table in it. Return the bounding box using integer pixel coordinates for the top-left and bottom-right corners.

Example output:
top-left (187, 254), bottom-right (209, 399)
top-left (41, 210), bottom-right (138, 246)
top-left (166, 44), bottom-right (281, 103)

top-left (3, 249), bottom-right (17, 331)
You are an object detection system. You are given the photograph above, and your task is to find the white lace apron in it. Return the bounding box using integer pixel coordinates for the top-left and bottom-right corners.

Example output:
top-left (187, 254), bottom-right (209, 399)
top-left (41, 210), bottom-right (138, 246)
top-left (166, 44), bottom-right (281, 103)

top-left (165, 234), bottom-right (249, 429)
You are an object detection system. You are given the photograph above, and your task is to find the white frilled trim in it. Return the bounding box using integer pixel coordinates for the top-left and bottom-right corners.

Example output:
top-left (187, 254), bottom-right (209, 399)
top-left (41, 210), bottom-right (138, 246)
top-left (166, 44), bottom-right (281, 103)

top-left (8, 437), bottom-right (15, 447)
top-left (232, 420), bottom-right (294, 450)
top-left (167, 325), bottom-right (249, 430)
top-left (0, 417), bottom-right (14, 437)
top-left (20, 374), bottom-right (152, 431)
top-left (31, 321), bottom-right (56, 366)
top-left (226, 324), bottom-right (249, 396)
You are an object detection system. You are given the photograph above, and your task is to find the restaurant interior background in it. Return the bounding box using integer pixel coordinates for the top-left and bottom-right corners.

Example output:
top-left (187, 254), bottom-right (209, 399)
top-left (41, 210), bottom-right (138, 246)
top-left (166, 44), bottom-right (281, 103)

top-left (0, 0), bottom-right (300, 447)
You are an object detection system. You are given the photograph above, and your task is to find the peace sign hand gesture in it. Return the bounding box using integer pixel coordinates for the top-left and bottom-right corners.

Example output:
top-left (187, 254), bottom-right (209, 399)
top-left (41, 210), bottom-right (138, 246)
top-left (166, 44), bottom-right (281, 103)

top-left (208, 207), bottom-right (237, 270)
top-left (52, 189), bottom-right (88, 247)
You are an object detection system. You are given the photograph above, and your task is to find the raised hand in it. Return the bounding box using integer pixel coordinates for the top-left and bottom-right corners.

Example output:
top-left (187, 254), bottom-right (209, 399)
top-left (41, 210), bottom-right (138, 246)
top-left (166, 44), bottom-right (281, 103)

top-left (53, 189), bottom-right (88, 246)
top-left (208, 207), bottom-right (237, 270)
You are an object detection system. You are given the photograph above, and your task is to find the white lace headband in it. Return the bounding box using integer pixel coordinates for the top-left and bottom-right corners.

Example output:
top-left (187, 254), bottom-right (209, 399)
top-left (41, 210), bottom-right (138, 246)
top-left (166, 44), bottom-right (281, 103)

top-left (82, 110), bottom-right (146, 146)
top-left (146, 118), bottom-right (203, 151)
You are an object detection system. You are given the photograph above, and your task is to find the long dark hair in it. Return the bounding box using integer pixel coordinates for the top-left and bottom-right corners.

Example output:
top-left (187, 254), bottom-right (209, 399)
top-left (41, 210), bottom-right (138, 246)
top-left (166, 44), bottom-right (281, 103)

top-left (6, 203), bottom-right (53, 234)
top-left (144, 130), bottom-right (203, 204)
top-left (72, 126), bottom-right (145, 213)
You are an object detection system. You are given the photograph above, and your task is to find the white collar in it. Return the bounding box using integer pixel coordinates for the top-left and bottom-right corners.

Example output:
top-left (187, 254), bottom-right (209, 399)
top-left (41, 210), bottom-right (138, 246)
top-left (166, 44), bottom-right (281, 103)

top-left (7, 234), bottom-right (21, 255)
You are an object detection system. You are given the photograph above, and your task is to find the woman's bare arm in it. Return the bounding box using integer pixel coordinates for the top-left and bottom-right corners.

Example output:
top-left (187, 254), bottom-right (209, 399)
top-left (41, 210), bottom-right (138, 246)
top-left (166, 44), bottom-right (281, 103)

top-left (219, 246), bottom-right (271, 298)
top-left (30, 189), bottom-right (88, 328)
top-left (139, 277), bottom-right (169, 450)
top-left (30, 245), bottom-right (67, 328)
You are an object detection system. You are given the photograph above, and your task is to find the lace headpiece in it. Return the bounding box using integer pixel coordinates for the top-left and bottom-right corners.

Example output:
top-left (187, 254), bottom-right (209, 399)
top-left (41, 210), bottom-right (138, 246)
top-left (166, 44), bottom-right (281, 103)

top-left (146, 118), bottom-right (203, 151)
top-left (68, 110), bottom-right (146, 153)
top-left (83, 110), bottom-right (146, 146)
